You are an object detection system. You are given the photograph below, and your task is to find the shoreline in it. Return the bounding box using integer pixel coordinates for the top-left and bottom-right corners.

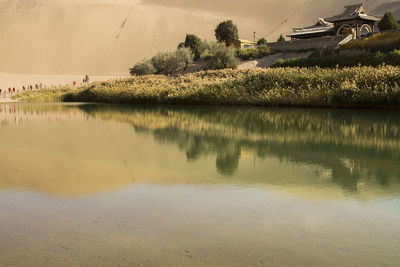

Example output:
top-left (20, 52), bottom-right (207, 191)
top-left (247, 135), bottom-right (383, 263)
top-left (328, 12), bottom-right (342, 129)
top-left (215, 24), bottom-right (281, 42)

top-left (13, 66), bottom-right (400, 110)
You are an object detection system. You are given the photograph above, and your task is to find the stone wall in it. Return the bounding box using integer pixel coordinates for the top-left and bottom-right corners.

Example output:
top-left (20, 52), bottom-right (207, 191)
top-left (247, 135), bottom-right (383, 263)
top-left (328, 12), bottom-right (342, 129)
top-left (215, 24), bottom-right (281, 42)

top-left (268, 35), bottom-right (352, 52)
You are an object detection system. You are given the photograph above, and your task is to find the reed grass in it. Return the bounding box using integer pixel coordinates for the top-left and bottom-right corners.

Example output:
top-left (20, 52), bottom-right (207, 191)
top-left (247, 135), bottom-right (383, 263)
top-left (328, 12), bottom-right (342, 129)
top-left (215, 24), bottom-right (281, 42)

top-left (17, 66), bottom-right (400, 109)
top-left (62, 66), bottom-right (400, 108)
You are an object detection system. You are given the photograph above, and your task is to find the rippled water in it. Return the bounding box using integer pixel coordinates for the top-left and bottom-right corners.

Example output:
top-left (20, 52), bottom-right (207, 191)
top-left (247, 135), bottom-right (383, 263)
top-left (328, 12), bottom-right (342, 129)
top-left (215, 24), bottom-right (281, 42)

top-left (0, 103), bottom-right (399, 266)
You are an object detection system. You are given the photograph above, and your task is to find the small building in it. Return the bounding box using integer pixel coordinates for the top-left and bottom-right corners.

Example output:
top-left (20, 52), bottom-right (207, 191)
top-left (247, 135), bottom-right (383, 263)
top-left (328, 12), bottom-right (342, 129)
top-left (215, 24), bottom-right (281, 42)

top-left (288, 3), bottom-right (382, 40)
top-left (230, 39), bottom-right (256, 49)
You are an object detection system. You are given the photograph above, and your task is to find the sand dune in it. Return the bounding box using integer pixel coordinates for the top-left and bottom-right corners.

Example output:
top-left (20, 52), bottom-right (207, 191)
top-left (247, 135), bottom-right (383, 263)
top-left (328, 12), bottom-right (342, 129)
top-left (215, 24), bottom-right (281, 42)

top-left (0, 0), bottom-right (395, 75)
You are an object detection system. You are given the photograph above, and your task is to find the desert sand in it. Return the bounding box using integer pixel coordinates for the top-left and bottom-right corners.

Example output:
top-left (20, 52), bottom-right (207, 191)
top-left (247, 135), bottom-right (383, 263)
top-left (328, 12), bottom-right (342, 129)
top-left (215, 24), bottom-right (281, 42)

top-left (0, 0), bottom-right (398, 75)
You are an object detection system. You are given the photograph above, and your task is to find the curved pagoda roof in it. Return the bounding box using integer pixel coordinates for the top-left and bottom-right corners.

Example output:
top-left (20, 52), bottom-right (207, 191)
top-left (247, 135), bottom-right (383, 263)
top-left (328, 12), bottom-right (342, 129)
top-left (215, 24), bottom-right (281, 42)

top-left (288, 18), bottom-right (334, 37)
top-left (325, 3), bottom-right (381, 23)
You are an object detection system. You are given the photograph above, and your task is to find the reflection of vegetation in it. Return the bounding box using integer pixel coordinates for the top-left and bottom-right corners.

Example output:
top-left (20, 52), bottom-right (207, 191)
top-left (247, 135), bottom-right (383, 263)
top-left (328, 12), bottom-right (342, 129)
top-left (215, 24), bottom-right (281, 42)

top-left (72, 104), bottom-right (400, 195)
top-left (11, 103), bottom-right (400, 195)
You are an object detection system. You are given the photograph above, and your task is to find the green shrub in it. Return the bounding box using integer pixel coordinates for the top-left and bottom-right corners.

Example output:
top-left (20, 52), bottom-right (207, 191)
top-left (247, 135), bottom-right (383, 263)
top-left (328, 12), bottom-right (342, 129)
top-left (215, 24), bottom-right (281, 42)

top-left (151, 52), bottom-right (170, 74)
top-left (129, 59), bottom-right (156, 76)
top-left (271, 50), bottom-right (400, 68)
top-left (198, 40), bottom-right (214, 61)
top-left (342, 31), bottom-right (400, 52)
top-left (277, 34), bottom-right (286, 42)
top-left (201, 54), bottom-right (213, 61)
top-left (236, 46), bottom-right (271, 60)
top-left (257, 38), bottom-right (268, 46)
top-left (209, 43), bottom-right (239, 69)
top-left (150, 48), bottom-right (194, 74)
top-left (167, 47), bottom-right (194, 73)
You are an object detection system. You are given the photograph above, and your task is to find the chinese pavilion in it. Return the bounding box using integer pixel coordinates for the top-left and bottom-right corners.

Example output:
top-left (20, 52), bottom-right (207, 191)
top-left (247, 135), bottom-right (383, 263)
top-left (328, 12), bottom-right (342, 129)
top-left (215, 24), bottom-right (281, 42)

top-left (288, 4), bottom-right (382, 40)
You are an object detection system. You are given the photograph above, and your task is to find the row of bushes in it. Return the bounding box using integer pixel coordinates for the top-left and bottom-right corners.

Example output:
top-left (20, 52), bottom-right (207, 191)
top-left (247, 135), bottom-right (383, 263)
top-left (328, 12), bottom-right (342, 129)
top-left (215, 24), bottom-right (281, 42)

top-left (130, 43), bottom-right (241, 76)
top-left (271, 50), bottom-right (400, 68)
top-left (60, 66), bottom-right (400, 108)
top-left (130, 44), bottom-right (271, 76)
top-left (130, 47), bottom-right (194, 76)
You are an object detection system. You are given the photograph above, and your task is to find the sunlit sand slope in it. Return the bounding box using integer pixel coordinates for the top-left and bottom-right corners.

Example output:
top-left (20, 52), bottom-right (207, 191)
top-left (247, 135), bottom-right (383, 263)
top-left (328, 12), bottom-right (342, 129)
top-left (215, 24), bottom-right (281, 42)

top-left (0, 0), bottom-right (396, 75)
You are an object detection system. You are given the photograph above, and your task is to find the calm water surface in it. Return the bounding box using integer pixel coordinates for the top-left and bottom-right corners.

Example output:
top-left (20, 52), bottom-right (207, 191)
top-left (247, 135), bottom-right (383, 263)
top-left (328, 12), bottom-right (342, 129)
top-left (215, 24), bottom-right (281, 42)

top-left (0, 103), bottom-right (399, 266)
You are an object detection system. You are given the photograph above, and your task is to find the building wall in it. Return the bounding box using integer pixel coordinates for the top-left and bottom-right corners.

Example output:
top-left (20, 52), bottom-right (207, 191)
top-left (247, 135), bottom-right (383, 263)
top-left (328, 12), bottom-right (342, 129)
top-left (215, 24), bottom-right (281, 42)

top-left (268, 36), bottom-right (351, 52)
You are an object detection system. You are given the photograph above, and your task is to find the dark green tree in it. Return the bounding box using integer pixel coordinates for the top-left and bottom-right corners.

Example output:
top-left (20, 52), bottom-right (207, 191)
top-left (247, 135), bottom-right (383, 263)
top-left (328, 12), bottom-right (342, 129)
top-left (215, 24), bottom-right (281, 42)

top-left (378, 11), bottom-right (400, 31)
top-left (215, 20), bottom-right (239, 46)
top-left (182, 34), bottom-right (203, 60)
top-left (277, 34), bottom-right (286, 42)
top-left (257, 37), bottom-right (268, 46)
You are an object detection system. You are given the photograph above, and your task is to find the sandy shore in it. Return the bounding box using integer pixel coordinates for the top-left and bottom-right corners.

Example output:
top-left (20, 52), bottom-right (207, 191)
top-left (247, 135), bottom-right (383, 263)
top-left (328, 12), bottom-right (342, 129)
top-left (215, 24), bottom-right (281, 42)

top-left (0, 73), bottom-right (123, 102)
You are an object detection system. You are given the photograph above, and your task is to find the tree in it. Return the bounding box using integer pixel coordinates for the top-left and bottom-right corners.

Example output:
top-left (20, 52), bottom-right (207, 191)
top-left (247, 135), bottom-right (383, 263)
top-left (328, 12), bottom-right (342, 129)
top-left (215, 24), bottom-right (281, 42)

top-left (215, 20), bottom-right (239, 46)
top-left (129, 59), bottom-right (155, 76)
top-left (182, 34), bottom-right (203, 60)
top-left (169, 47), bottom-right (194, 72)
top-left (150, 48), bottom-right (194, 74)
top-left (257, 38), bottom-right (268, 46)
top-left (210, 42), bottom-right (239, 69)
top-left (151, 52), bottom-right (170, 74)
top-left (378, 11), bottom-right (400, 31)
top-left (277, 34), bottom-right (286, 42)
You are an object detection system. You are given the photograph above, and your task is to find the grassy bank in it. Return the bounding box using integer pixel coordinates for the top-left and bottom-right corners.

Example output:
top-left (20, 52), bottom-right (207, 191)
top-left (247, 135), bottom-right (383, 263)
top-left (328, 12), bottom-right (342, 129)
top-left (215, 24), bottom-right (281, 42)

top-left (17, 67), bottom-right (400, 108)
top-left (271, 50), bottom-right (400, 68)
top-left (13, 88), bottom-right (73, 102)
top-left (342, 31), bottom-right (400, 53)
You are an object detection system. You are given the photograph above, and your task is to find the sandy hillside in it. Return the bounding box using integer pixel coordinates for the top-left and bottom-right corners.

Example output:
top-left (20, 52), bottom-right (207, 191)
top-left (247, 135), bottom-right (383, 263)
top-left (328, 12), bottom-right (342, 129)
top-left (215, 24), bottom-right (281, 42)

top-left (0, 0), bottom-right (397, 75)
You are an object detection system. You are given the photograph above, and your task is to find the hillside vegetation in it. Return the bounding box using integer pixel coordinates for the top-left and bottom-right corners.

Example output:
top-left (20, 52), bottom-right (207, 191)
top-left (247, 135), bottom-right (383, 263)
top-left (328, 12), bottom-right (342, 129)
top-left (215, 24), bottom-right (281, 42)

top-left (342, 31), bottom-right (400, 52)
top-left (271, 50), bottom-right (400, 68)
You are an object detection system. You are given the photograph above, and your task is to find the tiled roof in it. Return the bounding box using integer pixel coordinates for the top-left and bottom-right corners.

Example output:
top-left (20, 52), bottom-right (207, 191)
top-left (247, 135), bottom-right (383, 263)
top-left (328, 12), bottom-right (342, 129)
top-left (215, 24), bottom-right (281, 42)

top-left (325, 3), bottom-right (381, 23)
top-left (288, 18), bottom-right (334, 37)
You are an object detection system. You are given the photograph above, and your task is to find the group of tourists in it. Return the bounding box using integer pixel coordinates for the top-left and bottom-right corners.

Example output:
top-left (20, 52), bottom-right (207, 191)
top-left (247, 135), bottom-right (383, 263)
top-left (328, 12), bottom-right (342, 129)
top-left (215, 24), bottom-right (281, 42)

top-left (0, 75), bottom-right (90, 98)
top-left (0, 83), bottom-right (43, 96)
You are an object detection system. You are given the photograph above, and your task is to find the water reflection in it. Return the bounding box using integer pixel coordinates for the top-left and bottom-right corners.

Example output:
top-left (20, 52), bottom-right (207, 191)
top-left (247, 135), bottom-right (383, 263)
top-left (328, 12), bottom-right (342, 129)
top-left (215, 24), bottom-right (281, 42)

top-left (78, 104), bottom-right (400, 193)
top-left (0, 103), bottom-right (399, 199)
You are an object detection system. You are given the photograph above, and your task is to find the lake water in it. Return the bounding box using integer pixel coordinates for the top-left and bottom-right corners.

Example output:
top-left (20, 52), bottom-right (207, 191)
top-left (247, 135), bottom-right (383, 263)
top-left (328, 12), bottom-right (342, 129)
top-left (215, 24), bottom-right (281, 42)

top-left (0, 103), bottom-right (399, 266)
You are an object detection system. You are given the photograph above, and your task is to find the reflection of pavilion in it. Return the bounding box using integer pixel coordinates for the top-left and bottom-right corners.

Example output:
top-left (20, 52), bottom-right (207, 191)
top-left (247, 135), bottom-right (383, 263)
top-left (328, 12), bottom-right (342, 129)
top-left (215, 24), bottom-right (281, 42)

top-left (288, 4), bottom-right (382, 40)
